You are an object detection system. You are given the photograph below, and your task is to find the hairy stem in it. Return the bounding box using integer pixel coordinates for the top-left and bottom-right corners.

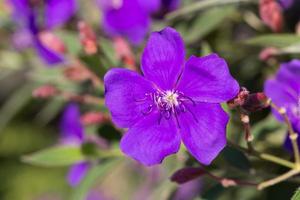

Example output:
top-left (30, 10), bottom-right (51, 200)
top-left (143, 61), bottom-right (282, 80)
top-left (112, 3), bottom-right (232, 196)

top-left (270, 102), bottom-right (300, 166)
top-left (257, 169), bottom-right (300, 190)
top-left (228, 141), bottom-right (295, 169)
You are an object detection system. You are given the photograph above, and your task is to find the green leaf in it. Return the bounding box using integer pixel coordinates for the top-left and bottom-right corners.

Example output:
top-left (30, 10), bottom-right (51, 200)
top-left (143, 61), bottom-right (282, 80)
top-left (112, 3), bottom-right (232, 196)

top-left (291, 188), bottom-right (300, 200)
top-left (184, 6), bottom-right (236, 44)
top-left (71, 159), bottom-right (122, 200)
top-left (22, 145), bottom-right (85, 167)
top-left (244, 34), bottom-right (300, 48)
top-left (222, 146), bottom-right (251, 171)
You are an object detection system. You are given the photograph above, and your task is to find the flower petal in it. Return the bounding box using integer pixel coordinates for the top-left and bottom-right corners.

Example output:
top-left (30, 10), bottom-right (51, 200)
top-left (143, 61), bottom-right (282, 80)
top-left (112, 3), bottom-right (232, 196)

top-left (60, 103), bottom-right (84, 145)
top-left (264, 79), bottom-right (298, 121)
top-left (120, 112), bottom-right (181, 166)
top-left (177, 54), bottom-right (239, 103)
top-left (101, 0), bottom-right (150, 44)
top-left (179, 103), bottom-right (228, 165)
top-left (67, 161), bottom-right (90, 187)
top-left (34, 37), bottom-right (65, 65)
top-left (277, 59), bottom-right (300, 92)
top-left (137, 0), bottom-right (161, 13)
top-left (104, 68), bottom-right (155, 128)
top-left (45, 0), bottom-right (77, 29)
top-left (141, 27), bottom-right (185, 90)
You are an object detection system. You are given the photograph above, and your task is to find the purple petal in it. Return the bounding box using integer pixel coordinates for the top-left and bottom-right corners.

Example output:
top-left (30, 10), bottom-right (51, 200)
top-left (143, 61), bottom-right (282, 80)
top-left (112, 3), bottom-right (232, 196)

top-left (277, 59), bottom-right (300, 92)
top-left (45, 0), bottom-right (77, 29)
top-left (278, 0), bottom-right (294, 9)
top-left (284, 126), bottom-right (300, 153)
top-left (137, 0), bottom-right (161, 13)
top-left (101, 0), bottom-right (150, 44)
top-left (141, 27), bottom-right (185, 90)
top-left (264, 79), bottom-right (298, 121)
top-left (173, 179), bottom-right (202, 200)
top-left (177, 54), bottom-right (239, 103)
top-left (179, 103), bottom-right (229, 165)
top-left (67, 161), bottom-right (90, 187)
top-left (120, 112), bottom-right (181, 166)
top-left (9, 0), bottom-right (31, 23)
top-left (104, 68), bottom-right (155, 128)
top-left (33, 37), bottom-right (64, 65)
top-left (60, 103), bottom-right (84, 145)
top-left (161, 0), bottom-right (181, 12)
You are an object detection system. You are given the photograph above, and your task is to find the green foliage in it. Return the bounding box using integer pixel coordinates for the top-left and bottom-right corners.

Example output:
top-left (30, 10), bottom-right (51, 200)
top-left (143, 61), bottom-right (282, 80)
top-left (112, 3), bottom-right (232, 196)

top-left (292, 188), bottom-right (300, 200)
top-left (22, 146), bottom-right (85, 167)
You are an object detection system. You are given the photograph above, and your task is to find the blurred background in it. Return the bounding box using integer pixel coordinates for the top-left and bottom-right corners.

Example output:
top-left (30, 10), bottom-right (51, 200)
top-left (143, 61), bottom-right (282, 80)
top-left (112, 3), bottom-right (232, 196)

top-left (0, 0), bottom-right (300, 199)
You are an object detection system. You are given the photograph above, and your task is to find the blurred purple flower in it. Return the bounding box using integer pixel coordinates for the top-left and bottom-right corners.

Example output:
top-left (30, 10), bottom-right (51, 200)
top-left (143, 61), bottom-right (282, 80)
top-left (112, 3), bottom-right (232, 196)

top-left (278, 0), bottom-right (294, 9)
top-left (104, 27), bottom-right (239, 166)
top-left (264, 59), bottom-right (300, 151)
top-left (98, 0), bottom-right (180, 44)
top-left (9, 0), bottom-right (77, 65)
top-left (172, 179), bottom-right (202, 200)
top-left (60, 103), bottom-right (90, 187)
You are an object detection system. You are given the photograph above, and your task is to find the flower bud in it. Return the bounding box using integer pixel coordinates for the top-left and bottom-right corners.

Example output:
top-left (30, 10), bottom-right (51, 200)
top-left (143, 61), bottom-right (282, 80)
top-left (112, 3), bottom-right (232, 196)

top-left (259, 0), bottom-right (283, 32)
top-left (63, 64), bottom-right (91, 82)
top-left (227, 87), bottom-right (249, 109)
top-left (80, 112), bottom-right (109, 126)
top-left (242, 92), bottom-right (269, 112)
top-left (78, 21), bottom-right (97, 55)
top-left (259, 47), bottom-right (279, 61)
top-left (32, 84), bottom-right (58, 98)
top-left (113, 37), bottom-right (137, 71)
top-left (38, 31), bottom-right (67, 54)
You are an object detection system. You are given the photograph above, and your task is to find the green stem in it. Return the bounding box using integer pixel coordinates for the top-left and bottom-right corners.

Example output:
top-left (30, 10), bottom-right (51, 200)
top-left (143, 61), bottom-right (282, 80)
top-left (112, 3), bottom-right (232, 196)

top-left (166, 0), bottom-right (258, 20)
top-left (228, 141), bottom-right (295, 169)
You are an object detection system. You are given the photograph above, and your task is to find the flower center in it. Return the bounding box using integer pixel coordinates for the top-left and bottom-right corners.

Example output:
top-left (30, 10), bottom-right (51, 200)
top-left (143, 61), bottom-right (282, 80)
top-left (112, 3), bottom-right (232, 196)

top-left (135, 89), bottom-right (197, 126)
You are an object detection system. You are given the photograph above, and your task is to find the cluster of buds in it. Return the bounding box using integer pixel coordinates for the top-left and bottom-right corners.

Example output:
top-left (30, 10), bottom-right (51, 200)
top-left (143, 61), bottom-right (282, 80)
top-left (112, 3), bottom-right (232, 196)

top-left (227, 87), bottom-right (269, 113)
top-left (259, 0), bottom-right (283, 32)
top-left (78, 21), bottom-right (98, 55)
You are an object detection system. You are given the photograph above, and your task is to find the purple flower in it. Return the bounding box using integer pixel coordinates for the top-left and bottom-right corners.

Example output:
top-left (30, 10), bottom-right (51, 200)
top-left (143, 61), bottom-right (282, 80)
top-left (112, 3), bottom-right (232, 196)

top-left (9, 0), bottom-right (77, 65)
top-left (264, 59), bottom-right (300, 151)
top-left (60, 103), bottom-right (90, 186)
top-left (278, 0), bottom-right (294, 9)
top-left (98, 0), bottom-right (180, 44)
top-left (104, 27), bottom-right (239, 166)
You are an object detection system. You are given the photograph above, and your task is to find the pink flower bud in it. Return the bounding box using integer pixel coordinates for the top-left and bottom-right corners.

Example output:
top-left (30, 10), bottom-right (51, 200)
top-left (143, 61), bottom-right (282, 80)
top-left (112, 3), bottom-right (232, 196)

top-left (38, 31), bottom-right (67, 54)
top-left (78, 21), bottom-right (97, 55)
top-left (259, 47), bottom-right (279, 61)
top-left (80, 112), bottom-right (109, 126)
top-left (113, 37), bottom-right (137, 71)
top-left (259, 0), bottom-right (283, 32)
top-left (32, 85), bottom-right (58, 98)
top-left (63, 64), bottom-right (91, 82)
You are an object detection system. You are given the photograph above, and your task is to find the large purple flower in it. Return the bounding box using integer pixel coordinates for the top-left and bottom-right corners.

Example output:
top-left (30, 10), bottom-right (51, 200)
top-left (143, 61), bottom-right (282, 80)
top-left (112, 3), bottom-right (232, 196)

top-left (9, 0), bottom-right (77, 65)
top-left (98, 0), bottom-right (180, 44)
top-left (60, 103), bottom-right (91, 187)
top-left (264, 59), bottom-right (300, 151)
top-left (104, 27), bottom-right (239, 166)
